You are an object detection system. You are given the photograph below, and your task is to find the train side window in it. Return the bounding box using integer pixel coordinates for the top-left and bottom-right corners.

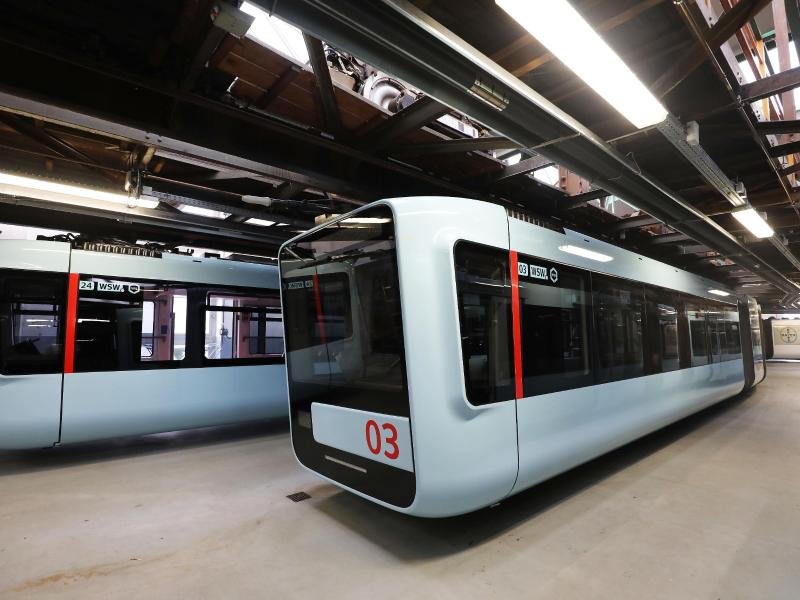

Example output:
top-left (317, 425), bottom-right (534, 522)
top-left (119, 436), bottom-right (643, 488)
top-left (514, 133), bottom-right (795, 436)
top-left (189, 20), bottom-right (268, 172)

top-left (725, 306), bottom-right (742, 360)
top-left (204, 293), bottom-right (283, 361)
top-left (592, 274), bottom-right (645, 382)
top-left (686, 301), bottom-right (709, 366)
top-left (75, 277), bottom-right (187, 372)
top-left (454, 241), bottom-right (514, 406)
top-left (518, 259), bottom-right (593, 395)
top-left (645, 287), bottom-right (680, 374)
top-left (748, 305), bottom-right (762, 361)
top-left (0, 270), bottom-right (66, 375)
top-left (708, 307), bottom-right (722, 363)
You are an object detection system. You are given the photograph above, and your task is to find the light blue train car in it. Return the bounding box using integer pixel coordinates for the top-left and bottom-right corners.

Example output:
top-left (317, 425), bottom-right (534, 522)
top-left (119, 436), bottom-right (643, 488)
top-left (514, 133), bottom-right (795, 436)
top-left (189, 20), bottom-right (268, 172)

top-left (0, 239), bottom-right (287, 449)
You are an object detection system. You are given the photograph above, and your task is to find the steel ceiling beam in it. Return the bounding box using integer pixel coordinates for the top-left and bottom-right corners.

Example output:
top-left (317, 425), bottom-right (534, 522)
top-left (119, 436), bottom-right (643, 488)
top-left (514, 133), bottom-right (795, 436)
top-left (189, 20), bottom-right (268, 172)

top-left (706, 0), bottom-right (773, 46)
top-left (142, 187), bottom-right (311, 230)
top-left (649, 232), bottom-right (693, 245)
top-left (652, 0), bottom-right (772, 98)
top-left (0, 35), bottom-right (501, 202)
top-left (492, 154), bottom-right (554, 182)
top-left (607, 215), bottom-right (662, 231)
top-left (561, 189), bottom-right (610, 211)
top-left (0, 193), bottom-right (291, 247)
top-left (0, 113), bottom-right (118, 184)
top-left (767, 139), bottom-right (800, 158)
top-left (786, 0), bottom-right (800, 77)
top-left (181, 24), bottom-right (229, 93)
top-left (262, 0), bottom-right (798, 294)
top-left (390, 135), bottom-right (519, 156)
top-left (740, 64), bottom-right (800, 103)
top-left (755, 119), bottom-right (800, 135)
top-left (358, 95), bottom-right (449, 151)
top-left (678, 0), bottom-right (800, 280)
top-left (256, 65), bottom-right (303, 109)
top-left (303, 33), bottom-right (345, 138)
top-left (678, 244), bottom-right (715, 254)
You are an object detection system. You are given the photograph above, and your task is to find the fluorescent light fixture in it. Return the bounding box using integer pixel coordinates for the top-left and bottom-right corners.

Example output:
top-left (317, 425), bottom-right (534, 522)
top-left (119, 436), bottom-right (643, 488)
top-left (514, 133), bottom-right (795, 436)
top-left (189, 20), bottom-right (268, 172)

top-left (137, 195), bottom-right (160, 209)
top-left (732, 207), bottom-right (774, 238)
top-left (341, 217), bottom-right (391, 224)
top-left (558, 244), bottom-right (613, 262)
top-left (177, 205), bottom-right (231, 219)
top-left (708, 289), bottom-right (731, 297)
top-left (496, 0), bottom-right (668, 129)
top-left (245, 218), bottom-right (276, 227)
top-left (0, 171), bottom-right (159, 209)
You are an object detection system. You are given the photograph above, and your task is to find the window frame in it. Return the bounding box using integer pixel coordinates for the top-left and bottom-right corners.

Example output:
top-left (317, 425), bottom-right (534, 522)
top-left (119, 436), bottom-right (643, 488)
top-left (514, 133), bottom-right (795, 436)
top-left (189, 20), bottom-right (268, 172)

top-left (72, 274), bottom-right (284, 373)
top-left (516, 252), bottom-right (595, 396)
top-left (590, 272), bottom-right (647, 384)
top-left (453, 240), bottom-right (515, 406)
top-left (202, 290), bottom-right (284, 365)
top-left (0, 268), bottom-right (67, 376)
top-left (74, 275), bottom-right (189, 373)
top-left (451, 243), bottom-right (743, 401)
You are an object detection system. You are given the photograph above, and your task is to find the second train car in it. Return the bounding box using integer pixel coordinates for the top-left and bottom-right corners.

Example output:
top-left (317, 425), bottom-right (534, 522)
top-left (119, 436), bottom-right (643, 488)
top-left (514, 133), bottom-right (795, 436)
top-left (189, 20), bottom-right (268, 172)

top-left (279, 196), bottom-right (766, 517)
top-left (764, 318), bottom-right (800, 359)
top-left (1, 239), bottom-right (286, 449)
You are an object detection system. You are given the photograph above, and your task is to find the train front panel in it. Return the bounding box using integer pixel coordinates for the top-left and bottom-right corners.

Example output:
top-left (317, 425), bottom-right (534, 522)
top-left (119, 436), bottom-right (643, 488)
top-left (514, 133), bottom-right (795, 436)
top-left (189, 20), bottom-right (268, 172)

top-left (279, 198), bottom-right (520, 516)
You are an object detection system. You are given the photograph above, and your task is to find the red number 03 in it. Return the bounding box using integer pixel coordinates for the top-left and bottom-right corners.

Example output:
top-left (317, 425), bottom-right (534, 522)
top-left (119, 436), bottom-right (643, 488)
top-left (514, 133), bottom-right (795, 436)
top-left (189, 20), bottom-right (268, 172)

top-left (365, 420), bottom-right (399, 460)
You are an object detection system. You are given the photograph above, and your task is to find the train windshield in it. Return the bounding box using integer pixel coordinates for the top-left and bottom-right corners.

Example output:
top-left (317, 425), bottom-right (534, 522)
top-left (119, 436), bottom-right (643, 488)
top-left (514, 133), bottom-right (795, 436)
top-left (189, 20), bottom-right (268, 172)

top-left (280, 204), bottom-right (407, 410)
top-left (279, 204), bottom-right (413, 507)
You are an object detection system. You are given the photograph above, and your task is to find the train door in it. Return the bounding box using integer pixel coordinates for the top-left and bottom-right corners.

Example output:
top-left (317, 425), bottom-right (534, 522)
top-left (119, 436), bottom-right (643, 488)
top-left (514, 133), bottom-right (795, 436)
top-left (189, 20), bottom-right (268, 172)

top-left (748, 298), bottom-right (766, 384)
top-left (59, 269), bottom-right (194, 443)
top-left (763, 317), bottom-right (774, 359)
top-left (0, 241), bottom-right (70, 449)
top-left (738, 299), bottom-right (756, 389)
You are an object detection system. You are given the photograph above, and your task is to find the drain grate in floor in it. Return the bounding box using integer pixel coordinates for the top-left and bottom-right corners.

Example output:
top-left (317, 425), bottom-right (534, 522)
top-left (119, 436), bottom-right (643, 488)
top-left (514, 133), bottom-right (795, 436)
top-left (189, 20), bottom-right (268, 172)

top-left (286, 491), bottom-right (311, 503)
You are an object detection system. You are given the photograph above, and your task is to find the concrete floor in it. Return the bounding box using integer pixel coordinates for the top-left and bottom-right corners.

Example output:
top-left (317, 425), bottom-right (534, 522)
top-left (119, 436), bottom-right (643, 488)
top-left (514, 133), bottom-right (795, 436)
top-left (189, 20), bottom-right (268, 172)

top-left (1, 364), bottom-right (800, 599)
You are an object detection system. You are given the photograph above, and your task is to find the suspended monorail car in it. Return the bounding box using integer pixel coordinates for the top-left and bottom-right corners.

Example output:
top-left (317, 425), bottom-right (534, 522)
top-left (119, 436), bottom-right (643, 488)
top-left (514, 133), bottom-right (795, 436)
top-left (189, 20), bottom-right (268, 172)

top-left (0, 239), bottom-right (286, 449)
top-left (279, 197), bottom-right (766, 517)
top-left (766, 318), bottom-right (800, 359)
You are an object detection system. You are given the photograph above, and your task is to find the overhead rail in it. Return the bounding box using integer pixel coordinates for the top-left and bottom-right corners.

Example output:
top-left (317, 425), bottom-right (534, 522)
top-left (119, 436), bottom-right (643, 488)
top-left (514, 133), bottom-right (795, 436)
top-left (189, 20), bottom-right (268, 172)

top-left (264, 0), bottom-right (799, 294)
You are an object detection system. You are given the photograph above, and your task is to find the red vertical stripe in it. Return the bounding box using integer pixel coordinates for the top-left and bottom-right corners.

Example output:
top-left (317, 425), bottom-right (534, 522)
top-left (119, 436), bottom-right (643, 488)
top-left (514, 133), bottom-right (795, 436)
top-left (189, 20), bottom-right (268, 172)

top-left (63, 272), bottom-right (79, 374)
top-left (509, 251), bottom-right (523, 400)
top-left (312, 273), bottom-right (326, 344)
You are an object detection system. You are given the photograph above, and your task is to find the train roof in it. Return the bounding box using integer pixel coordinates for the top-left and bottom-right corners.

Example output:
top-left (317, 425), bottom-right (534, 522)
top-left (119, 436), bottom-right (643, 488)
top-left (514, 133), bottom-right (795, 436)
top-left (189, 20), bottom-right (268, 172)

top-left (0, 239), bottom-right (279, 289)
top-left (288, 197), bottom-right (741, 305)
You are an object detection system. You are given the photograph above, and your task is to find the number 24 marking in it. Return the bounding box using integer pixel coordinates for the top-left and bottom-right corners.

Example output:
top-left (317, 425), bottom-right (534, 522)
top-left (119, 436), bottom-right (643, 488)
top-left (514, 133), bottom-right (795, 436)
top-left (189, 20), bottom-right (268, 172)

top-left (365, 419), bottom-right (399, 460)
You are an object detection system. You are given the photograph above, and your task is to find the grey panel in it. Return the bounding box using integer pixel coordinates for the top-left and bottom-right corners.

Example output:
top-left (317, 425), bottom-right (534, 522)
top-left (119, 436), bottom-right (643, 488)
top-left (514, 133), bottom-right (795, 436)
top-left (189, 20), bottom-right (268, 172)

top-left (0, 373), bottom-right (62, 449)
top-left (60, 364), bottom-right (287, 444)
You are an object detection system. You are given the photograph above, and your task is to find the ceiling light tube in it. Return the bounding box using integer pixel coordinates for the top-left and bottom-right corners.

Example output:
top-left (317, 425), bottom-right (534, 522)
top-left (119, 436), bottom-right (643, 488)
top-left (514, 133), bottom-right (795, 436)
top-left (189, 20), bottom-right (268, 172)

top-left (177, 204), bottom-right (231, 219)
top-left (0, 171), bottom-right (159, 209)
top-left (495, 0), bottom-right (668, 129)
top-left (558, 244), bottom-right (613, 262)
top-left (732, 207), bottom-right (774, 238)
top-left (245, 218), bottom-right (276, 226)
top-left (708, 289), bottom-right (730, 297)
top-left (341, 217), bottom-right (391, 224)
